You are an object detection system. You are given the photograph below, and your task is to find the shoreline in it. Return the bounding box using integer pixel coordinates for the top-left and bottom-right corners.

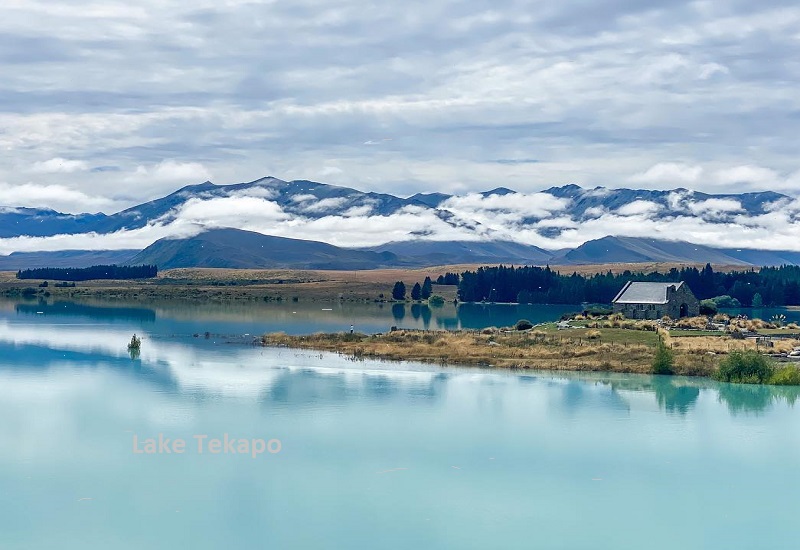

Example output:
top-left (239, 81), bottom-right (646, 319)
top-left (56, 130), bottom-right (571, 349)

top-left (261, 328), bottom-right (715, 377)
top-left (261, 326), bottom-right (800, 384)
top-left (0, 261), bottom-right (743, 304)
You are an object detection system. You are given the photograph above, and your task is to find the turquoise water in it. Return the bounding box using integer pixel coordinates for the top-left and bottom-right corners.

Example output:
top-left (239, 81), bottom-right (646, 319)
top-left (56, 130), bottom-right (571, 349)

top-left (1, 300), bottom-right (800, 549)
top-left (2, 297), bottom-right (580, 337)
top-left (720, 306), bottom-right (800, 324)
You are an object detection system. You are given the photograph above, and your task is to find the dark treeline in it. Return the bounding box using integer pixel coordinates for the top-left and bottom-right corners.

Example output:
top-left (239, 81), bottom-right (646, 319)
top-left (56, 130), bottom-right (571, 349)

top-left (16, 264), bottom-right (158, 281)
top-left (457, 264), bottom-right (800, 307)
top-left (435, 272), bottom-right (460, 285)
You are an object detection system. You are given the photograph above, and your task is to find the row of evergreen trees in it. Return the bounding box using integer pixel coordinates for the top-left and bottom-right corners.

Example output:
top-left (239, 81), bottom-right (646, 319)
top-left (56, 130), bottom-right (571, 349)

top-left (16, 264), bottom-right (158, 281)
top-left (392, 277), bottom-right (434, 300)
top-left (456, 264), bottom-right (800, 307)
top-left (435, 272), bottom-right (460, 285)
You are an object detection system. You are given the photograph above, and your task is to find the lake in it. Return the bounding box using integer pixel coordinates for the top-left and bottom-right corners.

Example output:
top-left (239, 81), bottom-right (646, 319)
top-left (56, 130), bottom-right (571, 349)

top-left (1, 296), bottom-right (582, 338)
top-left (2, 298), bottom-right (800, 549)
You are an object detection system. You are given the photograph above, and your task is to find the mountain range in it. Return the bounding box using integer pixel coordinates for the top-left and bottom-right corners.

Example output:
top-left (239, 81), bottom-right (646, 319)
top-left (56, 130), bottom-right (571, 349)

top-left (1, 176), bottom-right (798, 270)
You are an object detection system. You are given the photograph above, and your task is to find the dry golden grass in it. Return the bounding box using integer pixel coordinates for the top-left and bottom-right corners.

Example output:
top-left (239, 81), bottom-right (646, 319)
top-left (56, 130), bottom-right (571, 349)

top-left (263, 320), bottom-right (800, 378)
top-left (0, 267), bottom-right (460, 303)
top-left (671, 335), bottom-right (800, 354)
top-left (262, 329), bottom-right (719, 376)
top-left (0, 260), bottom-right (752, 303)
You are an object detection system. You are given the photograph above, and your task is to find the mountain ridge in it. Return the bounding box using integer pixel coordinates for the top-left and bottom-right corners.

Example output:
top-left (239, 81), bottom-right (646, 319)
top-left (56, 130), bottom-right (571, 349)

top-left (1, 178), bottom-right (797, 267)
top-left (2, 231), bottom-right (800, 270)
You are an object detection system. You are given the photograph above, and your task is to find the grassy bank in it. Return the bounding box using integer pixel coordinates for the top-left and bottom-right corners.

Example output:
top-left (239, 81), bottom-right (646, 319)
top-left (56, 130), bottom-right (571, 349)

top-left (262, 323), bottom-right (800, 383)
top-left (263, 328), bottom-right (718, 377)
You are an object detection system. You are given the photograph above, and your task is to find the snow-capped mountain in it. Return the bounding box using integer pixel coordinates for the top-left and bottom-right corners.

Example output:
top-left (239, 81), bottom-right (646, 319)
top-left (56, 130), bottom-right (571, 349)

top-left (1, 176), bottom-right (798, 268)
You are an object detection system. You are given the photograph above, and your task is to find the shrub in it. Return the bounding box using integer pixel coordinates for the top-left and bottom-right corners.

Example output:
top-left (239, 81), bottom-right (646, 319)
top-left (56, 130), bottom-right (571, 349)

top-left (699, 299), bottom-right (718, 315)
top-left (652, 337), bottom-right (674, 375)
top-left (637, 321), bottom-right (658, 332)
top-left (586, 329), bottom-right (601, 340)
top-left (515, 319), bottom-right (534, 331)
top-left (715, 350), bottom-right (774, 384)
top-left (768, 365), bottom-right (800, 386)
top-left (428, 295), bottom-right (445, 306)
top-left (711, 295), bottom-right (741, 308)
top-left (127, 334), bottom-right (142, 351)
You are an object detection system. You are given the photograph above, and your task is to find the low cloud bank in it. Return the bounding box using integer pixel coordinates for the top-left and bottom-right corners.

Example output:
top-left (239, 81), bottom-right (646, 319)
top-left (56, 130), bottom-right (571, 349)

top-left (2, 187), bottom-right (800, 255)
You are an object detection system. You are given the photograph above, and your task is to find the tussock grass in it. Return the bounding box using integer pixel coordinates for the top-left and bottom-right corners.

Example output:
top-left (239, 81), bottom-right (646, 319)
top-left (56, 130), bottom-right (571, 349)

top-left (264, 325), bottom-right (800, 383)
top-left (262, 329), bottom-right (713, 376)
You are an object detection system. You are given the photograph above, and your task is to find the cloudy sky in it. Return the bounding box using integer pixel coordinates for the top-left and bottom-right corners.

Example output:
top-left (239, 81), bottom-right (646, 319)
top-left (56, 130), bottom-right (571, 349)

top-left (1, 0), bottom-right (800, 215)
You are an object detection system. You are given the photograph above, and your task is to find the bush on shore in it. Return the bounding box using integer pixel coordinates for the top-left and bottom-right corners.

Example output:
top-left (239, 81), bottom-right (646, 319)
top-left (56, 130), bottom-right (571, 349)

top-left (715, 350), bottom-right (773, 384)
top-left (769, 365), bottom-right (800, 386)
top-left (652, 337), bottom-right (674, 375)
top-left (515, 319), bottom-right (534, 331)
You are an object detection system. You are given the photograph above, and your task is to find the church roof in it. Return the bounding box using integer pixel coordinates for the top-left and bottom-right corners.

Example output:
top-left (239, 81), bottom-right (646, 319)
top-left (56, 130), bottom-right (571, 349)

top-left (612, 282), bottom-right (685, 305)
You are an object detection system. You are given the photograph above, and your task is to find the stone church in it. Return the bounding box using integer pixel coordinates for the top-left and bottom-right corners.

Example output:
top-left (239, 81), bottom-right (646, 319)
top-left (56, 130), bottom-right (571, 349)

top-left (612, 281), bottom-right (699, 319)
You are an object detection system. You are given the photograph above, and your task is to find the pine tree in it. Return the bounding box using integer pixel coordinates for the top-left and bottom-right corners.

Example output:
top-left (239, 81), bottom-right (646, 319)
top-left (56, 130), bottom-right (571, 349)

top-left (411, 282), bottom-right (422, 300)
top-left (421, 277), bottom-right (432, 299)
top-left (392, 281), bottom-right (406, 300)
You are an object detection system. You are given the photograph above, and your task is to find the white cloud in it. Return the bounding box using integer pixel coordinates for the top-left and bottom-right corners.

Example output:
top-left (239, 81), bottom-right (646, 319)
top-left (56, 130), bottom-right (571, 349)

top-left (170, 196), bottom-right (290, 227)
top-left (4, 183), bottom-right (800, 254)
top-left (132, 161), bottom-right (212, 184)
top-left (616, 200), bottom-right (661, 216)
top-left (341, 204), bottom-right (374, 217)
top-left (318, 166), bottom-right (343, 177)
top-left (0, 182), bottom-right (122, 213)
top-left (30, 158), bottom-right (89, 174)
top-left (441, 192), bottom-right (569, 221)
top-left (300, 197), bottom-right (349, 213)
top-left (631, 163), bottom-right (704, 185)
top-left (687, 198), bottom-right (743, 215)
top-left (0, 1), bottom-right (798, 199)
top-left (0, 221), bottom-right (203, 255)
top-left (227, 186), bottom-right (278, 200)
top-left (583, 206), bottom-right (606, 218)
top-left (290, 194), bottom-right (317, 203)
top-left (713, 165), bottom-right (779, 187)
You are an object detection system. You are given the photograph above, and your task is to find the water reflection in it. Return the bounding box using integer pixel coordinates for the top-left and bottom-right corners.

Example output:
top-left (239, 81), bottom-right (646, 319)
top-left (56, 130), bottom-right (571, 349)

top-left (717, 383), bottom-right (800, 415)
top-left (1, 296), bottom-right (799, 416)
top-left (2, 296), bottom-right (583, 335)
top-left (391, 303), bottom-right (405, 323)
top-left (4, 304), bottom-right (800, 549)
top-left (16, 300), bottom-right (156, 323)
top-left (652, 378), bottom-right (701, 415)
top-left (558, 380), bottom-right (631, 416)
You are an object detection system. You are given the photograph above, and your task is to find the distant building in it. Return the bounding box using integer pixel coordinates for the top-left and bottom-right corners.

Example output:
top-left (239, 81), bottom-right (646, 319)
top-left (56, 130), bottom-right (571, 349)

top-left (612, 281), bottom-right (699, 319)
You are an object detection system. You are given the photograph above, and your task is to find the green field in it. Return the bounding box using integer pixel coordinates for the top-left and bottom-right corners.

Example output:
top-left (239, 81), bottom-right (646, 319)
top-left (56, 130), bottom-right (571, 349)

top-left (536, 323), bottom-right (659, 345)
